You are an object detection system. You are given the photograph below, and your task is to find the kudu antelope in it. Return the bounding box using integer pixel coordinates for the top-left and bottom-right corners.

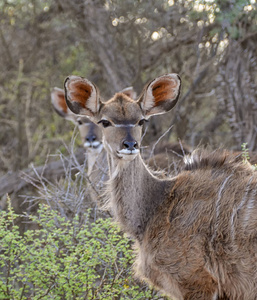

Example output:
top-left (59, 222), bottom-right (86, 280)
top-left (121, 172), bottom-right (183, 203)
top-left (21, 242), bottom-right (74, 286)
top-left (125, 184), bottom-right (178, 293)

top-left (51, 86), bottom-right (135, 200)
top-left (64, 74), bottom-right (257, 299)
top-left (51, 87), bottom-right (107, 200)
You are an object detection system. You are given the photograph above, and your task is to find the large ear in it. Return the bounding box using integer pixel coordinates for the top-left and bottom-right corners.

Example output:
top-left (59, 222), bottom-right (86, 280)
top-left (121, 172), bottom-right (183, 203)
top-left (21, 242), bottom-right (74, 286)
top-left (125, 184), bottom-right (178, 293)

top-left (51, 87), bottom-right (77, 123)
top-left (64, 76), bottom-right (101, 117)
top-left (120, 86), bottom-right (137, 100)
top-left (138, 74), bottom-right (181, 117)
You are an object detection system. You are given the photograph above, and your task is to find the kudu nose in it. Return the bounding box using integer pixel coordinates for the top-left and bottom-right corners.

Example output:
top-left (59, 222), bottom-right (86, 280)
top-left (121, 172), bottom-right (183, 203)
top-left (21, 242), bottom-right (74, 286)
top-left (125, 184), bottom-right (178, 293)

top-left (123, 140), bottom-right (138, 151)
top-left (86, 135), bottom-right (96, 143)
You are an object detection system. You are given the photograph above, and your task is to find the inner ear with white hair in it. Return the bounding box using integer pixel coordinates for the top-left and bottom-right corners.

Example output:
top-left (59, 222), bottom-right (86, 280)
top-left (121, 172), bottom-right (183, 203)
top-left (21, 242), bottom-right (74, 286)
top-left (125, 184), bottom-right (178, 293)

top-left (138, 74), bottom-right (181, 117)
top-left (64, 76), bottom-right (101, 118)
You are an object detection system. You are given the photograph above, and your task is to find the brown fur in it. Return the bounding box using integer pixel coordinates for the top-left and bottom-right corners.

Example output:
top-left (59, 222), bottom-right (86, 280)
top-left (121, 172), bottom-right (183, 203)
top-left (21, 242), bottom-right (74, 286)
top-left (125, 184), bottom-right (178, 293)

top-left (105, 148), bottom-right (257, 299)
top-left (64, 74), bottom-right (257, 299)
top-left (249, 152), bottom-right (257, 165)
top-left (227, 150), bottom-right (257, 168)
top-left (136, 150), bottom-right (257, 299)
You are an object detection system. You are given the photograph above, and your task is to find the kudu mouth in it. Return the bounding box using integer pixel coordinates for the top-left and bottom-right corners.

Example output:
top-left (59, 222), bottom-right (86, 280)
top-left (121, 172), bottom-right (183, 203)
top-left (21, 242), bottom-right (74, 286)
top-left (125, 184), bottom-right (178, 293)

top-left (83, 141), bottom-right (102, 149)
top-left (117, 148), bottom-right (140, 156)
top-left (116, 149), bottom-right (140, 161)
top-left (116, 139), bottom-right (140, 159)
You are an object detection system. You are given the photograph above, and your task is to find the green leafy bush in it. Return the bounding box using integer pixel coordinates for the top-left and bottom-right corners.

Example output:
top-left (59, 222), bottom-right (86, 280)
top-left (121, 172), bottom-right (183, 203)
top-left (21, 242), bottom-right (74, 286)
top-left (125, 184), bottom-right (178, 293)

top-left (241, 142), bottom-right (257, 171)
top-left (0, 200), bottom-right (162, 299)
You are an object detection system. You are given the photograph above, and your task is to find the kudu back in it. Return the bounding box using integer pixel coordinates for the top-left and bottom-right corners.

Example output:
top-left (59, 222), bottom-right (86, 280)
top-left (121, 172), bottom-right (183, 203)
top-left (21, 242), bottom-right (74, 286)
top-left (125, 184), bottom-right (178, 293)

top-left (63, 74), bottom-right (257, 299)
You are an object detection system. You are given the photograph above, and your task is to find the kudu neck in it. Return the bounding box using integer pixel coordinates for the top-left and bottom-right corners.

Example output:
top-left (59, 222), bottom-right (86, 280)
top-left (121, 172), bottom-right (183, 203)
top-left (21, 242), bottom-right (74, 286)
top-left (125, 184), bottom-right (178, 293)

top-left (87, 144), bottom-right (104, 175)
top-left (107, 153), bottom-right (171, 241)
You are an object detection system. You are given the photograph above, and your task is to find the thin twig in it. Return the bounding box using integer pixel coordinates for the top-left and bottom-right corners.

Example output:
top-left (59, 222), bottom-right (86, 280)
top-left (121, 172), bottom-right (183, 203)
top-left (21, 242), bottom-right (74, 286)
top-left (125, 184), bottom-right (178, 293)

top-left (149, 125), bottom-right (174, 159)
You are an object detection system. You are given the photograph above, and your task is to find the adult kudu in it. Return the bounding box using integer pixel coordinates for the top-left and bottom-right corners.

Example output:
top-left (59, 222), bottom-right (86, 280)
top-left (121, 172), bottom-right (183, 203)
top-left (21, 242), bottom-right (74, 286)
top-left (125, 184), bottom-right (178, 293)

top-left (63, 74), bottom-right (257, 299)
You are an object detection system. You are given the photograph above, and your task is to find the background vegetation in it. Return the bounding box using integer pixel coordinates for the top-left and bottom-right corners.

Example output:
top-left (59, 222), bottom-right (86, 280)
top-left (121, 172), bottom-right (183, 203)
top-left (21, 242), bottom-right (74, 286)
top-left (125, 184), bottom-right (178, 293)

top-left (1, 0), bottom-right (257, 174)
top-left (0, 0), bottom-right (257, 298)
top-left (0, 199), bottom-right (163, 299)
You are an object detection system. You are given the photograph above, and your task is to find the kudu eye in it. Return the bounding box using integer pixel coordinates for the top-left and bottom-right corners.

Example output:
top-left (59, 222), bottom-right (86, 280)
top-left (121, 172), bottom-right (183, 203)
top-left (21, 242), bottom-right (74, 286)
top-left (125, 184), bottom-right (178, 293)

top-left (138, 119), bottom-right (148, 126)
top-left (98, 120), bottom-right (112, 128)
top-left (77, 119), bottom-right (83, 125)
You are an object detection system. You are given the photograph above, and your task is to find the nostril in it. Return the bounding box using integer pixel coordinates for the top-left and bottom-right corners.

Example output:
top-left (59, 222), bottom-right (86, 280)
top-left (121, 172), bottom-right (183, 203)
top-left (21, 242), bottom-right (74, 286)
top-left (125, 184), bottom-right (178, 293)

top-left (86, 135), bottom-right (97, 142)
top-left (132, 141), bottom-right (138, 149)
top-left (123, 140), bottom-right (138, 150)
top-left (123, 141), bottom-right (129, 149)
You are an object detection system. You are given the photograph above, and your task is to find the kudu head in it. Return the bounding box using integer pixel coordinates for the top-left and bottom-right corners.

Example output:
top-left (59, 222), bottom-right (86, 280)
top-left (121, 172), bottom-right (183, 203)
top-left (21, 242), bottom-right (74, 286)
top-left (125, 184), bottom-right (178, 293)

top-left (51, 87), bottom-right (103, 150)
top-left (64, 74), bottom-right (181, 161)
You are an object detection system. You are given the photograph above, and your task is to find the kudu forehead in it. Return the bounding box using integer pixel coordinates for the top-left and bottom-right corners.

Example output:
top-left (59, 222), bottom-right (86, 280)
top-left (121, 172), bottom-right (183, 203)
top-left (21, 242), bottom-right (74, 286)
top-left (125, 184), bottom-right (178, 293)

top-left (78, 116), bottom-right (94, 124)
top-left (101, 94), bottom-right (142, 124)
top-left (79, 118), bottom-right (102, 137)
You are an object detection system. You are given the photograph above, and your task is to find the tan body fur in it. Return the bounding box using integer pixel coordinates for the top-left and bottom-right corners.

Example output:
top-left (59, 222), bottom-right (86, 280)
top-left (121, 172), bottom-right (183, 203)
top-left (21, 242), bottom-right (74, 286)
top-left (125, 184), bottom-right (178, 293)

top-left (137, 151), bottom-right (257, 299)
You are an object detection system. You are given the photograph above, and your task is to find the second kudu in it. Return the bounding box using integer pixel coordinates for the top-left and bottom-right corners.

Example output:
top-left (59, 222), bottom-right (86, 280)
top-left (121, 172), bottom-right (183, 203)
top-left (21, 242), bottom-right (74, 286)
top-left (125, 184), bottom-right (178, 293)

top-left (51, 87), bottom-right (107, 200)
top-left (64, 74), bottom-right (257, 299)
top-left (51, 86), bottom-right (136, 201)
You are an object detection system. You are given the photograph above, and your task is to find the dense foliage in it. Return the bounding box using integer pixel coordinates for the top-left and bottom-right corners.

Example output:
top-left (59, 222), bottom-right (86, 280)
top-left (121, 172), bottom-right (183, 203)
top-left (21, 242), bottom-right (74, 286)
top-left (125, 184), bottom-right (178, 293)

top-left (0, 0), bottom-right (256, 174)
top-left (0, 199), bottom-right (163, 299)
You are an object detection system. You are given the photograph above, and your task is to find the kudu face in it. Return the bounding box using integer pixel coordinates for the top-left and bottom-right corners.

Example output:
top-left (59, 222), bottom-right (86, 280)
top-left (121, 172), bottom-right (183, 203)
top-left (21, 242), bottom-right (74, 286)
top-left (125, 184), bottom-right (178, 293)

top-left (63, 74), bottom-right (181, 161)
top-left (51, 87), bottom-right (102, 150)
top-left (98, 95), bottom-right (144, 160)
